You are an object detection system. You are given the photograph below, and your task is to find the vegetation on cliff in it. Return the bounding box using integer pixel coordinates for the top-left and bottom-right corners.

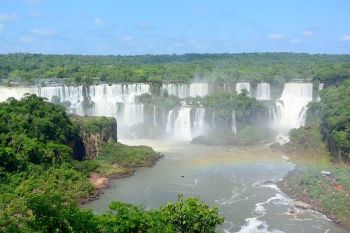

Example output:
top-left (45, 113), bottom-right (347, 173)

top-left (71, 115), bottom-right (117, 159)
top-left (192, 91), bottom-right (276, 145)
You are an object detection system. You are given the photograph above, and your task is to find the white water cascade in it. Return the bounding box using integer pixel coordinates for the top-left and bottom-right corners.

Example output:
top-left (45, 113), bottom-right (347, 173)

top-left (153, 105), bottom-right (157, 127)
top-left (165, 109), bottom-right (176, 134)
top-left (236, 82), bottom-right (251, 96)
top-left (0, 83), bottom-right (151, 130)
top-left (232, 109), bottom-right (237, 135)
top-left (173, 106), bottom-right (192, 141)
top-left (162, 83), bottom-right (208, 98)
top-left (256, 83), bottom-right (270, 100)
top-left (189, 83), bottom-right (209, 97)
top-left (273, 83), bottom-right (313, 135)
top-left (0, 86), bottom-right (38, 102)
top-left (162, 83), bottom-right (188, 98)
top-left (317, 83), bottom-right (324, 102)
top-left (165, 106), bottom-right (206, 141)
top-left (192, 107), bottom-right (206, 137)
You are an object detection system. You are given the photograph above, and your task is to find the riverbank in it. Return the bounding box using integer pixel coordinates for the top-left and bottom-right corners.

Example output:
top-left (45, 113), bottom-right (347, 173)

top-left (78, 142), bottom-right (163, 204)
top-left (276, 148), bottom-right (350, 230)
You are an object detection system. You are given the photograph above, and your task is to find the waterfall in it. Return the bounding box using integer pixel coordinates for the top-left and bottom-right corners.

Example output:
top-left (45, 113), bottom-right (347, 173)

top-left (192, 107), bottom-right (206, 137)
top-left (0, 86), bottom-right (37, 102)
top-left (236, 82), bottom-right (251, 96)
top-left (153, 105), bottom-right (157, 127)
top-left (162, 83), bottom-right (188, 98)
top-left (211, 112), bottom-right (216, 128)
top-left (232, 109), bottom-right (237, 135)
top-left (162, 83), bottom-right (208, 98)
top-left (166, 109), bottom-right (176, 133)
top-left (273, 83), bottom-right (313, 134)
top-left (0, 83), bottom-right (151, 131)
top-left (317, 83), bottom-right (324, 102)
top-left (189, 83), bottom-right (209, 97)
top-left (173, 106), bottom-right (192, 141)
top-left (256, 83), bottom-right (270, 100)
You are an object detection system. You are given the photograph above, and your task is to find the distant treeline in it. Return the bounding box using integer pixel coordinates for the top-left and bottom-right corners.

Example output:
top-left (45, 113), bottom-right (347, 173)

top-left (0, 53), bottom-right (350, 85)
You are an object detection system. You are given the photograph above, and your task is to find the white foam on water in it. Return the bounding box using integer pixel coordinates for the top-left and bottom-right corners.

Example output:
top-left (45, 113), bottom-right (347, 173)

top-left (261, 184), bottom-right (281, 192)
top-left (254, 193), bottom-right (290, 215)
top-left (236, 217), bottom-right (285, 233)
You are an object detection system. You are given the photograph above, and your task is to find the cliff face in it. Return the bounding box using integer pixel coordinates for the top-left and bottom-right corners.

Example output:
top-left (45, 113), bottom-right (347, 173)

top-left (71, 115), bottom-right (117, 159)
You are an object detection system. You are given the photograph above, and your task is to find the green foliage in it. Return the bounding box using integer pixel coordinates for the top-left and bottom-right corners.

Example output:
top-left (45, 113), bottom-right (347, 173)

top-left (98, 194), bottom-right (224, 233)
top-left (319, 80), bottom-right (350, 161)
top-left (202, 91), bottom-right (267, 129)
top-left (100, 142), bottom-right (161, 167)
top-left (1, 53), bottom-right (350, 85)
top-left (285, 123), bottom-right (326, 153)
top-left (160, 194), bottom-right (224, 233)
top-left (71, 115), bottom-right (117, 138)
top-left (237, 125), bottom-right (276, 145)
top-left (0, 95), bottom-right (81, 172)
top-left (0, 165), bottom-right (94, 232)
top-left (284, 165), bottom-right (350, 224)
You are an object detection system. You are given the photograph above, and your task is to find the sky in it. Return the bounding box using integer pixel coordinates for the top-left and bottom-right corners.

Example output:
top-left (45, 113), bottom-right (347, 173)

top-left (0, 0), bottom-right (350, 55)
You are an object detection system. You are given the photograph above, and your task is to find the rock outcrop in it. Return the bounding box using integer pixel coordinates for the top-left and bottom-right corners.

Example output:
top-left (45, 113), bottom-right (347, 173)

top-left (71, 115), bottom-right (117, 159)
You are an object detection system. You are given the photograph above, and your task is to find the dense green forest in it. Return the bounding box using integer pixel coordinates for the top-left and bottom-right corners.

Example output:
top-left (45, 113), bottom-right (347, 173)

top-left (1, 53), bottom-right (350, 85)
top-left (0, 96), bottom-right (224, 232)
top-left (317, 80), bottom-right (350, 161)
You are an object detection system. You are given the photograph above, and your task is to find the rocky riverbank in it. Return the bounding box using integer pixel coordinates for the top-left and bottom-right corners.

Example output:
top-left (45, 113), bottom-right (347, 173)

top-left (275, 149), bottom-right (350, 231)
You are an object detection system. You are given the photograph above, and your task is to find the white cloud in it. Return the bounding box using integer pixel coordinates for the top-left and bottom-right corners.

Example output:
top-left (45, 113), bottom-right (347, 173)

top-left (289, 38), bottom-right (300, 43)
top-left (302, 30), bottom-right (314, 36)
top-left (120, 35), bottom-right (134, 43)
top-left (30, 28), bottom-right (58, 37)
top-left (94, 18), bottom-right (103, 25)
top-left (339, 35), bottom-right (350, 42)
top-left (173, 43), bottom-right (184, 47)
top-left (28, 11), bottom-right (41, 18)
top-left (134, 22), bottom-right (155, 30)
top-left (267, 34), bottom-right (284, 40)
top-left (0, 13), bottom-right (18, 22)
top-left (20, 36), bottom-right (33, 43)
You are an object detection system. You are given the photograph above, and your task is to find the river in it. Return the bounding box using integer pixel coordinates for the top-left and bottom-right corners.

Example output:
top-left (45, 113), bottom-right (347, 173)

top-left (83, 139), bottom-right (346, 233)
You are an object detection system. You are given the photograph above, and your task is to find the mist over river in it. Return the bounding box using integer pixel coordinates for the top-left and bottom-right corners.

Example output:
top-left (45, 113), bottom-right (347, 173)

top-left (83, 139), bottom-right (346, 233)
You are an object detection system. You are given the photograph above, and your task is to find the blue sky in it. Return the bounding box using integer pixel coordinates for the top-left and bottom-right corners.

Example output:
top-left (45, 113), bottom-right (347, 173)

top-left (0, 0), bottom-right (349, 55)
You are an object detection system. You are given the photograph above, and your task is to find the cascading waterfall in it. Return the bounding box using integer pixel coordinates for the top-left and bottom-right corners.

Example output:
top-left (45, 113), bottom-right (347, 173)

top-left (189, 83), bottom-right (209, 97)
top-left (0, 83), bottom-right (150, 130)
top-left (317, 83), bottom-right (324, 102)
top-left (162, 83), bottom-right (188, 98)
top-left (0, 86), bottom-right (37, 102)
top-left (166, 109), bottom-right (176, 134)
top-left (192, 107), bottom-right (206, 137)
top-left (232, 109), bottom-right (237, 135)
top-left (153, 105), bottom-right (157, 127)
top-left (211, 112), bottom-right (216, 128)
top-left (256, 83), bottom-right (270, 100)
top-left (0, 81), bottom-right (314, 142)
top-left (173, 106), bottom-right (192, 141)
top-left (162, 83), bottom-right (208, 98)
top-left (273, 83), bottom-right (313, 135)
top-left (236, 82), bottom-right (251, 96)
